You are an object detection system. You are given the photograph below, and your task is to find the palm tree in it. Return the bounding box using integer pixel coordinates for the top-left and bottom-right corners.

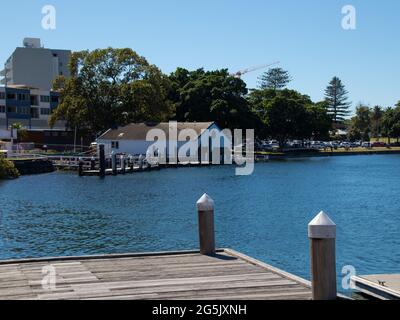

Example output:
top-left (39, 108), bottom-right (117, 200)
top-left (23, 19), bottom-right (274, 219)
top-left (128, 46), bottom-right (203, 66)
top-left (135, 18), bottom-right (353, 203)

top-left (371, 106), bottom-right (383, 140)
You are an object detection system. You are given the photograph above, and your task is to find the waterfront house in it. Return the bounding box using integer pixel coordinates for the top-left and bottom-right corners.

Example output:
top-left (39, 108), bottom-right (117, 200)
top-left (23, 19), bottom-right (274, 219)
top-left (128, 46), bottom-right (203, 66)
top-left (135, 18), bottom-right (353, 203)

top-left (96, 122), bottom-right (232, 164)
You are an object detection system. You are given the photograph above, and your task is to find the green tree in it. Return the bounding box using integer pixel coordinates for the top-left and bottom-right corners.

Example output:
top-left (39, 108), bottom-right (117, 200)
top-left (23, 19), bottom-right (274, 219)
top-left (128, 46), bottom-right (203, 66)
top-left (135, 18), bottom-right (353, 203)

top-left (371, 105), bottom-right (384, 139)
top-left (251, 89), bottom-right (327, 148)
top-left (50, 48), bottom-right (172, 137)
top-left (348, 105), bottom-right (371, 141)
top-left (258, 68), bottom-right (291, 90)
top-left (248, 89), bottom-right (331, 144)
top-left (0, 158), bottom-right (20, 180)
top-left (10, 122), bottom-right (27, 141)
top-left (324, 77), bottom-right (351, 123)
top-left (382, 104), bottom-right (400, 144)
top-left (382, 107), bottom-right (394, 144)
top-left (169, 68), bottom-right (262, 131)
top-left (306, 103), bottom-right (332, 141)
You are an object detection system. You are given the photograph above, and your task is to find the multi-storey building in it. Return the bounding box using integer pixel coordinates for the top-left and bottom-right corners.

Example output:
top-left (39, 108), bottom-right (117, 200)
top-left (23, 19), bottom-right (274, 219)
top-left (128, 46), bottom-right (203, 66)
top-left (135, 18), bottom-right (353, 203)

top-left (0, 38), bottom-right (71, 91)
top-left (0, 38), bottom-right (70, 131)
top-left (0, 85), bottom-right (65, 130)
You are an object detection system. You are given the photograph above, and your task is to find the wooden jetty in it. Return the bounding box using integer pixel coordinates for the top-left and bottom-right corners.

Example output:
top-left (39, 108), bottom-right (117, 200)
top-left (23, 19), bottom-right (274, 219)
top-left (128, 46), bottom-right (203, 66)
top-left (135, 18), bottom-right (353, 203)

top-left (0, 249), bottom-right (312, 300)
top-left (0, 194), bottom-right (347, 300)
top-left (351, 274), bottom-right (400, 300)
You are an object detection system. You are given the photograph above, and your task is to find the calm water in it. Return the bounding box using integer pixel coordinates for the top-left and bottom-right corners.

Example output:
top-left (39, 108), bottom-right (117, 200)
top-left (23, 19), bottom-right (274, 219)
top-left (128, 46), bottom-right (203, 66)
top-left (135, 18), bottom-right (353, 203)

top-left (0, 155), bottom-right (399, 293)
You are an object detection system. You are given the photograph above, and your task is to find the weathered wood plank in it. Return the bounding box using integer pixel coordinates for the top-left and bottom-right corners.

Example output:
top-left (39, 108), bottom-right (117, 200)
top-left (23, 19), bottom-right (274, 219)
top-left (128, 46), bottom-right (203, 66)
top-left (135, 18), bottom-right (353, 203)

top-left (0, 249), bottom-right (312, 300)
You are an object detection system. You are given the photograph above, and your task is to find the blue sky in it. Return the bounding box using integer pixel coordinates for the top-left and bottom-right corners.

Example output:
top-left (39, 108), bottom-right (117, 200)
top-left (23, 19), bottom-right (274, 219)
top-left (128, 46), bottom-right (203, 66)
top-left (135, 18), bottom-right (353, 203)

top-left (1, 0), bottom-right (399, 114)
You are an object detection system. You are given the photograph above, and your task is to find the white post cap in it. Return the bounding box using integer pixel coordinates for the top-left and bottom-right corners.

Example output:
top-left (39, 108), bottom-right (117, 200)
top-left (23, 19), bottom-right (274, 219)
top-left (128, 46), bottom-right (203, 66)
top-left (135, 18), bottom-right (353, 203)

top-left (308, 211), bottom-right (336, 239)
top-left (196, 193), bottom-right (214, 211)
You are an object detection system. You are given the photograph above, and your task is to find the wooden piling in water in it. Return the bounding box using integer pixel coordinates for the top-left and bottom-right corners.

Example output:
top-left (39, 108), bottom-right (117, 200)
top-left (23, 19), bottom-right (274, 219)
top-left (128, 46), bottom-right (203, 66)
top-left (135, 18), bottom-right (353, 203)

top-left (99, 144), bottom-right (106, 178)
top-left (78, 158), bottom-right (84, 177)
top-left (111, 151), bottom-right (117, 175)
top-left (308, 211), bottom-right (337, 300)
top-left (196, 193), bottom-right (216, 255)
top-left (121, 155), bottom-right (126, 174)
top-left (90, 157), bottom-right (96, 170)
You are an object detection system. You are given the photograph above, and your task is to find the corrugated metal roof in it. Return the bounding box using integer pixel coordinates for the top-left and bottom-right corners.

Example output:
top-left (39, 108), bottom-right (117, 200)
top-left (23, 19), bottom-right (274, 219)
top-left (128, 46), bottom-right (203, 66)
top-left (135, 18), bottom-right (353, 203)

top-left (98, 122), bottom-right (215, 141)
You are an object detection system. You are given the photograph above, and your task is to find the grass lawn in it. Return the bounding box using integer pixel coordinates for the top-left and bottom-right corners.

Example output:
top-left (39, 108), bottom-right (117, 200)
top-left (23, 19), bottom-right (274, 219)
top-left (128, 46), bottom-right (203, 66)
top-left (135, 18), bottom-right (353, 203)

top-left (329, 147), bottom-right (400, 153)
top-left (256, 147), bottom-right (400, 156)
top-left (370, 137), bottom-right (400, 144)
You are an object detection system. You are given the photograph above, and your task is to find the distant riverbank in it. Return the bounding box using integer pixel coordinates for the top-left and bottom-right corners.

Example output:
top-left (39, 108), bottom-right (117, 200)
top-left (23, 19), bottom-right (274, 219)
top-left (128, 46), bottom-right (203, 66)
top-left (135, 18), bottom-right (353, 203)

top-left (256, 147), bottom-right (400, 160)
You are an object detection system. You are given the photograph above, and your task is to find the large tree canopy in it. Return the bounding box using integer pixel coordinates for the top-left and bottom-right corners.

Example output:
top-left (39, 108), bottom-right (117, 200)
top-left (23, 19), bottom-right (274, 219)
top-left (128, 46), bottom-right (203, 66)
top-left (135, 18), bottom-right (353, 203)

top-left (382, 103), bottom-right (400, 143)
top-left (50, 48), bottom-right (172, 136)
top-left (168, 68), bottom-right (262, 130)
top-left (348, 105), bottom-right (371, 141)
top-left (248, 89), bottom-right (331, 147)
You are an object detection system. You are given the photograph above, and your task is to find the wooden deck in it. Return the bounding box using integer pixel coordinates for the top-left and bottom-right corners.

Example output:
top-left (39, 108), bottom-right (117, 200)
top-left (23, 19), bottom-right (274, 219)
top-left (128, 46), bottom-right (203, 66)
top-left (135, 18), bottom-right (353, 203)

top-left (351, 274), bottom-right (400, 300)
top-left (0, 249), bottom-right (312, 300)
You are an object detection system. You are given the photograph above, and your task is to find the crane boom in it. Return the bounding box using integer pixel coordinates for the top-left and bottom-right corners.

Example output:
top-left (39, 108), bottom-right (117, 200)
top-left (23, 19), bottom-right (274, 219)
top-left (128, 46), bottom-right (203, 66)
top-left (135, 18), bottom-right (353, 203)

top-left (231, 61), bottom-right (280, 78)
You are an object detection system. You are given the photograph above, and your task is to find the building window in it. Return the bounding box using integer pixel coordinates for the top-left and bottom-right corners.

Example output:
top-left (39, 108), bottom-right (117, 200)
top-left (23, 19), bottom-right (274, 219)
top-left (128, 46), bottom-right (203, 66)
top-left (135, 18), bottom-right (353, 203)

top-left (7, 93), bottom-right (16, 100)
top-left (0, 92), bottom-right (5, 100)
top-left (51, 96), bottom-right (59, 103)
top-left (30, 95), bottom-right (39, 106)
top-left (7, 106), bottom-right (16, 113)
top-left (31, 108), bottom-right (39, 118)
top-left (17, 106), bottom-right (30, 115)
top-left (111, 141), bottom-right (119, 149)
top-left (18, 93), bottom-right (29, 101)
top-left (40, 108), bottom-right (50, 115)
top-left (0, 105), bottom-right (5, 113)
top-left (40, 95), bottom-right (50, 103)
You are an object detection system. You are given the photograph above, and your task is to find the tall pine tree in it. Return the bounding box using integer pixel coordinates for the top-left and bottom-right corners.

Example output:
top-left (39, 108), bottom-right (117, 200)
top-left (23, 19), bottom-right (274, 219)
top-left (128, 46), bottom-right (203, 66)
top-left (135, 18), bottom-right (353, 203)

top-left (324, 77), bottom-right (351, 123)
top-left (258, 68), bottom-right (291, 90)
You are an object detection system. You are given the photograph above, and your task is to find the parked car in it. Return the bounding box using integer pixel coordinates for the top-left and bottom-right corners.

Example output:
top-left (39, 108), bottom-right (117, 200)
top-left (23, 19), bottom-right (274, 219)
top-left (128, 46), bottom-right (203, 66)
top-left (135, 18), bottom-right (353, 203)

top-left (340, 142), bottom-right (351, 149)
top-left (371, 141), bottom-right (386, 148)
top-left (362, 142), bottom-right (371, 148)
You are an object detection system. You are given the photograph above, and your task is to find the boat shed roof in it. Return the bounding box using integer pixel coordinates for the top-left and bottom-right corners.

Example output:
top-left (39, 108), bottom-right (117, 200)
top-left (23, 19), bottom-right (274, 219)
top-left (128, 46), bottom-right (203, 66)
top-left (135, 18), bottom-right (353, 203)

top-left (98, 122), bottom-right (216, 141)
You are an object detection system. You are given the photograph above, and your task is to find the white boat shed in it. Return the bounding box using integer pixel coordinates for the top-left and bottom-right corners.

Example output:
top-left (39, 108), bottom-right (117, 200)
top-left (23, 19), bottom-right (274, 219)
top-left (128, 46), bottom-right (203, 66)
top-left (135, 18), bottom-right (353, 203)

top-left (96, 122), bottom-right (232, 163)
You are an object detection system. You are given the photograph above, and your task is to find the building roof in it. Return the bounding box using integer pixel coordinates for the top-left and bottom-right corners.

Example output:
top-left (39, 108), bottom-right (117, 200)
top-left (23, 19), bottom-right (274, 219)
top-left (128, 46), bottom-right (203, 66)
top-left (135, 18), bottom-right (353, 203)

top-left (98, 122), bottom-right (215, 141)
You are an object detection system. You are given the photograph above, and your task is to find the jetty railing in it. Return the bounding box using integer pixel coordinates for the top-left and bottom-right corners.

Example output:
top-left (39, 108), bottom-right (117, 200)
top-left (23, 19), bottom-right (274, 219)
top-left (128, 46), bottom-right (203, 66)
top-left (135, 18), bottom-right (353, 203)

top-left (196, 193), bottom-right (338, 300)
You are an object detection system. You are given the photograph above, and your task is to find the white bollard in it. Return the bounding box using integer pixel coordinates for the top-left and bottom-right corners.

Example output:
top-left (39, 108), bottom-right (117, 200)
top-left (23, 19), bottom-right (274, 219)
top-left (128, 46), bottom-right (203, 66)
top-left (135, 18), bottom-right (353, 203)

top-left (308, 211), bottom-right (337, 300)
top-left (196, 194), bottom-right (216, 255)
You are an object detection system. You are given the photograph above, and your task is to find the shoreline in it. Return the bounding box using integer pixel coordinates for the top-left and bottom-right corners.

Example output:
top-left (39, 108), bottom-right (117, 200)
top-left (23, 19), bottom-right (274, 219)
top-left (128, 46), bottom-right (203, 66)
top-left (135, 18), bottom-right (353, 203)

top-left (257, 148), bottom-right (400, 160)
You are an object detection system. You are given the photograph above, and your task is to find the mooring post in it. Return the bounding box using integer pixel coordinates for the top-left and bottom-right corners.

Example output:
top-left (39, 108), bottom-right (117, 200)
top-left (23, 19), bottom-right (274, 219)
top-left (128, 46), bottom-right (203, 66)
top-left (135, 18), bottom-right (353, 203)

top-left (90, 156), bottom-right (96, 170)
top-left (111, 151), bottom-right (117, 175)
top-left (99, 144), bottom-right (106, 178)
top-left (121, 155), bottom-right (126, 174)
top-left (196, 194), bottom-right (216, 255)
top-left (308, 211), bottom-right (337, 300)
top-left (78, 158), bottom-right (84, 176)
top-left (139, 154), bottom-right (144, 170)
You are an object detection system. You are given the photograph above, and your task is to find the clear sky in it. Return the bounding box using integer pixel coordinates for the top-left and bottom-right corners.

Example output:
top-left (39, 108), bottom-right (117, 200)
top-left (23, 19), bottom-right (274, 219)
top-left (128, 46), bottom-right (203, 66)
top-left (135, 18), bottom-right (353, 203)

top-left (1, 0), bottom-right (399, 114)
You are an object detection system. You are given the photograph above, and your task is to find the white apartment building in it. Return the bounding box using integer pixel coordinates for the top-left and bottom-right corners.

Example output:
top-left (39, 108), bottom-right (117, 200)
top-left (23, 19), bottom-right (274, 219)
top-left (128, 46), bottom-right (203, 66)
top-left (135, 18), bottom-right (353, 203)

top-left (0, 38), bottom-right (71, 91)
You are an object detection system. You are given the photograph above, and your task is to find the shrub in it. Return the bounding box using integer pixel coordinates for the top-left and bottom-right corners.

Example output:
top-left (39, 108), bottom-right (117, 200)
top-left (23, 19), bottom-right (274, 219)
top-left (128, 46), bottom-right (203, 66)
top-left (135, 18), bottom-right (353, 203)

top-left (0, 157), bottom-right (20, 179)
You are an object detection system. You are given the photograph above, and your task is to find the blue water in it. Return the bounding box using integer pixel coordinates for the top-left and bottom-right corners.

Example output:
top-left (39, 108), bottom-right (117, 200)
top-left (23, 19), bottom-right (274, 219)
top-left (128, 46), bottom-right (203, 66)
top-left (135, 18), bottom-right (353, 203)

top-left (0, 155), bottom-right (399, 293)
